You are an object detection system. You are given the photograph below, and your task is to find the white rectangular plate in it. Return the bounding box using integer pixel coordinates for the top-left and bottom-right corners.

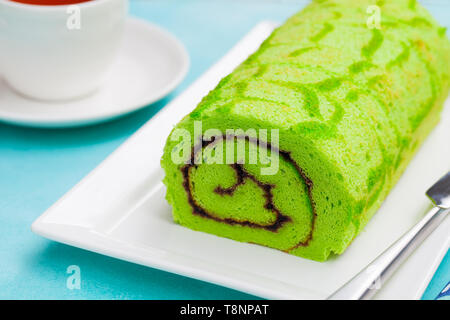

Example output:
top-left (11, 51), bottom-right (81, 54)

top-left (32, 22), bottom-right (450, 300)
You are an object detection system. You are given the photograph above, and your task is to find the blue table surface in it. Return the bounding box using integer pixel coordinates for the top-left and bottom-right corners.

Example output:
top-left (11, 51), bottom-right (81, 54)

top-left (0, 0), bottom-right (449, 300)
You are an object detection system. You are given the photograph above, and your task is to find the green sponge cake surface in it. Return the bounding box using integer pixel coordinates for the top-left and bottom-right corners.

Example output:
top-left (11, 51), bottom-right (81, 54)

top-left (161, 0), bottom-right (450, 261)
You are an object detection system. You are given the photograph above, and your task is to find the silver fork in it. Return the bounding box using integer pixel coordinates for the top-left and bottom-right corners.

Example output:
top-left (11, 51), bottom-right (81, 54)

top-left (328, 172), bottom-right (450, 300)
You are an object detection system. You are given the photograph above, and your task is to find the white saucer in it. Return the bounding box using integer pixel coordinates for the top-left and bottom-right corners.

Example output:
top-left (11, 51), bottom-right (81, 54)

top-left (0, 18), bottom-right (189, 128)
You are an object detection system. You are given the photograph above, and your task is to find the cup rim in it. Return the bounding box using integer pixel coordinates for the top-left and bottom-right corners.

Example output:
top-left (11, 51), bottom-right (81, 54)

top-left (0, 0), bottom-right (114, 11)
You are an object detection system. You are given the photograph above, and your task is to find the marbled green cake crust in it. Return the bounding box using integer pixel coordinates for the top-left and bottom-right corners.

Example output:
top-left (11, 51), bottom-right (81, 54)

top-left (161, 0), bottom-right (450, 261)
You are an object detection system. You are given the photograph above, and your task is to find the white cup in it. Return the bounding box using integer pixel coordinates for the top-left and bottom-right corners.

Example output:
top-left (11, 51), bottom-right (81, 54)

top-left (0, 0), bottom-right (128, 101)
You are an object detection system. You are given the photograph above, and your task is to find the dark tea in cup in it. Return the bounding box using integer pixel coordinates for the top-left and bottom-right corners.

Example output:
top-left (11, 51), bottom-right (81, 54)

top-left (9, 0), bottom-right (93, 5)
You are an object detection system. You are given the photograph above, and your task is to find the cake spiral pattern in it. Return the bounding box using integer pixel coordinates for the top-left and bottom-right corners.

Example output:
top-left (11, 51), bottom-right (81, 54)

top-left (161, 0), bottom-right (450, 261)
top-left (181, 135), bottom-right (318, 249)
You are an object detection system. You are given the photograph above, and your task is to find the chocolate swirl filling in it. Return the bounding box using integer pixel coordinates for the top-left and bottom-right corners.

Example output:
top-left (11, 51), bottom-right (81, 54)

top-left (181, 135), bottom-right (317, 249)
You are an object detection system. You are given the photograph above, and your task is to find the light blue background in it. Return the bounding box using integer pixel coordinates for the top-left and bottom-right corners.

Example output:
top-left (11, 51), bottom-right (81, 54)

top-left (0, 0), bottom-right (448, 300)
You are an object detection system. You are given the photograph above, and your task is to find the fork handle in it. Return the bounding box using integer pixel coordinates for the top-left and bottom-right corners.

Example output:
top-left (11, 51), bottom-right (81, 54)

top-left (328, 206), bottom-right (449, 300)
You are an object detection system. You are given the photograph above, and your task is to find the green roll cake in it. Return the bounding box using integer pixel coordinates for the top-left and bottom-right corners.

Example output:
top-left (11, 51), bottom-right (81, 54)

top-left (161, 0), bottom-right (450, 261)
